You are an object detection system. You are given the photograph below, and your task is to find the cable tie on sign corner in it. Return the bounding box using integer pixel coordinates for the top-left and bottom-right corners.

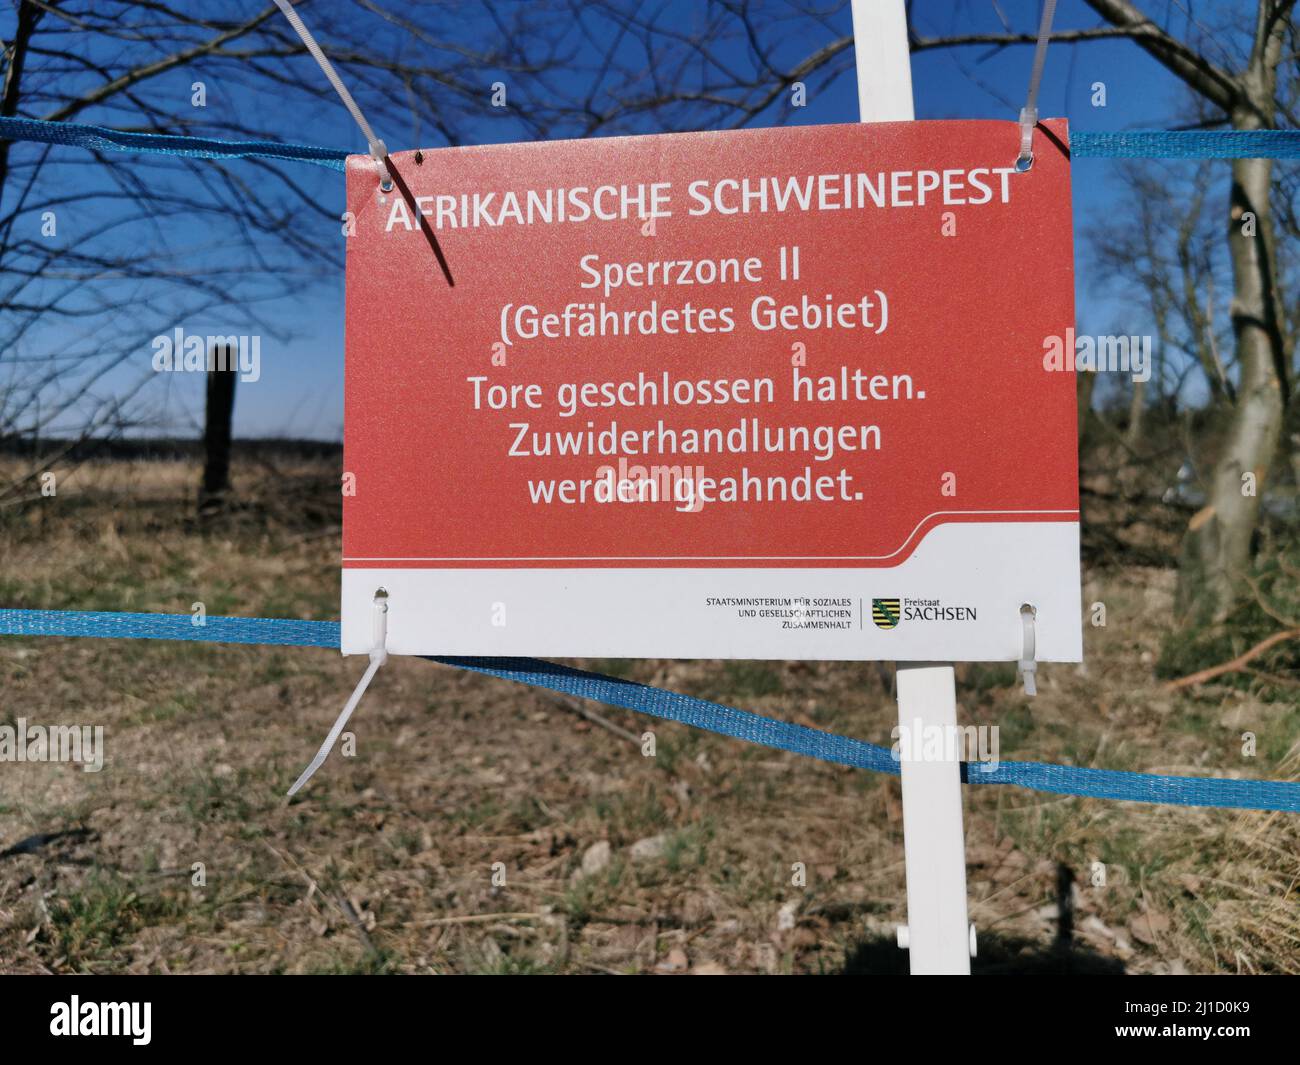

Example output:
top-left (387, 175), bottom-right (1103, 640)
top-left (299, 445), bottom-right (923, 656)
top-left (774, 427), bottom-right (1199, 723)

top-left (1017, 105), bottom-right (1038, 170)
top-left (271, 0), bottom-right (393, 191)
top-left (286, 590), bottom-right (389, 797)
top-left (1015, 0), bottom-right (1057, 172)
top-left (1018, 603), bottom-right (1038, 697)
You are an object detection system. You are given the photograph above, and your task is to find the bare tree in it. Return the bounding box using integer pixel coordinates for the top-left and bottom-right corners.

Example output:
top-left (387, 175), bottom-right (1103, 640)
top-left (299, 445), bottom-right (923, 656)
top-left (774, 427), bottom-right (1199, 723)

top-left (0, 0), bottom-right (855, 499)
top-left (1082, 1), bottom-right (1296, 624)
top-left (1092, 160), bottom-right (1227, 438)
top-left (901, 1), bottom-right (1297, 629)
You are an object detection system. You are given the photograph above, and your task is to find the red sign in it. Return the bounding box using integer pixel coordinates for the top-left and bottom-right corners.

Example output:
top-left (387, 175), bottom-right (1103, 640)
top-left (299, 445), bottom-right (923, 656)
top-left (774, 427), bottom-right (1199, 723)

top-left (341, 120), bottom-right (1080, 661)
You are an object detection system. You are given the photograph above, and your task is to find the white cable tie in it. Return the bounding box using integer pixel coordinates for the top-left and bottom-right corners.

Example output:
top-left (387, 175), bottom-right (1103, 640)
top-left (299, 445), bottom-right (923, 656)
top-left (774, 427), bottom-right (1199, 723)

top-left (271, 0), bottom-right (393, 191)
top-left (1019, 604), bottom-right (1038, 697)
top-left (287, 594), bottom-right (388, 797)
top-left (1015, 0), bottom-right (1057, 171)
top-left (1017, 105), bottom-right (1038, 171)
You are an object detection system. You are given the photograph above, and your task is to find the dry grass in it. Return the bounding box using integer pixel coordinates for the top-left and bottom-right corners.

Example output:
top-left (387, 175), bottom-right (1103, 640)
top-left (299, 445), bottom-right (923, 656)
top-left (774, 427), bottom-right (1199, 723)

top-left (0, 457), bottom-right (1296, 974)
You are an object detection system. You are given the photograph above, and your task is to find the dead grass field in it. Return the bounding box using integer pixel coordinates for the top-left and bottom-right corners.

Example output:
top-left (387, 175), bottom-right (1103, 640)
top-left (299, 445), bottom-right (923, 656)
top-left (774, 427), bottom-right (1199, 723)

top-left (0, 456), bottom-right (1296, 974)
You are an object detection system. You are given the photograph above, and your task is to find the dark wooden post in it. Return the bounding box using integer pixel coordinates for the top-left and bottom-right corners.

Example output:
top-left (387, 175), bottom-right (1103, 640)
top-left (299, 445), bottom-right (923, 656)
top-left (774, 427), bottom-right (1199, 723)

top-left (199, 341), bottom-right (237, 511)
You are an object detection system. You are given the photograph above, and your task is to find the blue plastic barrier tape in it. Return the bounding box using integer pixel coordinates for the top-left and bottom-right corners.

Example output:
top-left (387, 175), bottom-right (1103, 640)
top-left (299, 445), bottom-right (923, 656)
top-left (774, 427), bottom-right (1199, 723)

top-left (0, 607), bottom-right (339, 648)
top-left (1071, 128), bottom-right (1300, 159)
top-left (1, 608), bottom-right (1296, 812)
top-left (4, 117), bottom-right (1300, 167)
top-left (0, 116), bottom-right (348, 170)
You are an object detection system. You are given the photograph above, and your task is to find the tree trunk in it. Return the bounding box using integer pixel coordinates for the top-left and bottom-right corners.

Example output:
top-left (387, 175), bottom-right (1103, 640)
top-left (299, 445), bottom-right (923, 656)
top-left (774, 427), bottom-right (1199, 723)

top-left (1077, 370), bottom-right (1096, 450)
top-left (1125, 378), bottom-right (1146, 449)
top-left (1175, 4), bottom-right (1289, 624)
top-left (200, 342), bottom-right (237, 512)
top-left (0, 2), bottom-right (44, 204)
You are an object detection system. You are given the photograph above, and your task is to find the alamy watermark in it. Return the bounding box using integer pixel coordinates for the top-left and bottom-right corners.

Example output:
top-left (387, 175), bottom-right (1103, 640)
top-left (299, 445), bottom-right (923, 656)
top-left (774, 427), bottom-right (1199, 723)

top-left (50, 997), bottom-right (150, 1045)
top-left (1043, 328), bottom-right (1151, 383)
top-left (0, 718), bottom-right (104, 772)
top-left (892, 718), bottom-right (999, 772)
top-left (151, 328), bottom-right (261, 383)
top-left (592, 458), bottom-right (706, 513)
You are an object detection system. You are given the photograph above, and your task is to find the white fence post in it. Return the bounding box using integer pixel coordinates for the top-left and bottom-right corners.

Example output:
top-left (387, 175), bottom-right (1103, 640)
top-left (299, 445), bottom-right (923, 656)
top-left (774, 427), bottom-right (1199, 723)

top-left (850, 0), bottom-right (973, 975)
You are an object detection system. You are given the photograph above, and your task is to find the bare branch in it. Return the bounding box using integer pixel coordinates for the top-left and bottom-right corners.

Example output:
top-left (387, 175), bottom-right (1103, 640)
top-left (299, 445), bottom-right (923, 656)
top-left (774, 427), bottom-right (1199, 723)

top-left (908, 27), bottom-right (1136, 52)
top-left (42, 5), bottom-right (281, 123)
top-left (1082, 0), bottom-right (1242, 115)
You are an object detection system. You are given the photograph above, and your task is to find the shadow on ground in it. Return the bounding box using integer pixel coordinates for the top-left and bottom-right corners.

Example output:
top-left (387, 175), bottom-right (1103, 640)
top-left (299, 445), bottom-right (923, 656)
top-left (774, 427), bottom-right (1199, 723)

top-left (840, 933), bottom-right (1126, 975)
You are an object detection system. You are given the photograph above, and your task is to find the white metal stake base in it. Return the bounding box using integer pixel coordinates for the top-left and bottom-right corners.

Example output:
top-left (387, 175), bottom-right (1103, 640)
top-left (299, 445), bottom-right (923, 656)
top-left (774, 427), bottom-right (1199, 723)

top-left (895, 664), bottom-right (972, 974)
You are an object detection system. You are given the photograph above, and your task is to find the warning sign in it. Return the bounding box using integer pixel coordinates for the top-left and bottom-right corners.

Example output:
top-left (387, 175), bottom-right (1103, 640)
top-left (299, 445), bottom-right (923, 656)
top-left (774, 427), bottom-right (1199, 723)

top-left (342, 120), bottom-right (1081, 661)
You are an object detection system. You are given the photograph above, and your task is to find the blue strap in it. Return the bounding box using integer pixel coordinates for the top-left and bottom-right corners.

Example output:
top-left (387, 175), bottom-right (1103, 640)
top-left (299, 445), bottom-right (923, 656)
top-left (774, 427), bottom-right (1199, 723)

top-left (1072, 129), bottom-right (1300, 159)
top-left (436, 655), bottom-right (900, 775)
top-left (4, 117), bottom-right (1300, 165)
top-left (0, 607), bottom-right (340, 647)
top-left (0, 116), bottom-right (348, 170)
top-left (2, 608), bottom-right (1296, 813)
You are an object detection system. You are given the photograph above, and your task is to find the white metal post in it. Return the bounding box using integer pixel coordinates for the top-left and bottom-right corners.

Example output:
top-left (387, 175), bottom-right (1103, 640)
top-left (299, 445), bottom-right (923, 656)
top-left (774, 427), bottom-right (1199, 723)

top-left (850, 0), bottom-right (973, 975)
top-left (850, 0), bottom-right (914, 122)
top-left (894, 664), bottom-right (972, 973)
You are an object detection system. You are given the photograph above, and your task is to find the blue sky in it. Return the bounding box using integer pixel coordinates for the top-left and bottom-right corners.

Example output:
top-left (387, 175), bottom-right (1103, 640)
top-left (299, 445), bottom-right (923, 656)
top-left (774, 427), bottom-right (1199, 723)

top-left (6, 0), bottom-right (1221, 440)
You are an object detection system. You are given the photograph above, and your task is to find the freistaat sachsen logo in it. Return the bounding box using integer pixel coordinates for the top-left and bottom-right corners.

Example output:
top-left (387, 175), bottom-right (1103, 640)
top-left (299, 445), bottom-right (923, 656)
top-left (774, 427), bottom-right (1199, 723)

top-left (871, 598), bottom-right (901, 630)
top-left (871, 596), bottom-right (979, 629)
